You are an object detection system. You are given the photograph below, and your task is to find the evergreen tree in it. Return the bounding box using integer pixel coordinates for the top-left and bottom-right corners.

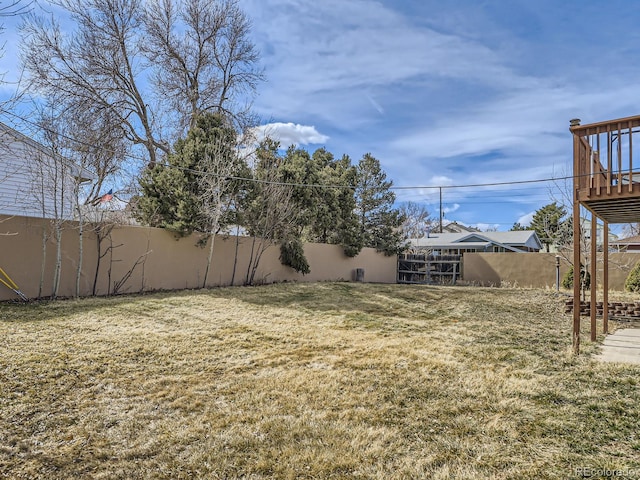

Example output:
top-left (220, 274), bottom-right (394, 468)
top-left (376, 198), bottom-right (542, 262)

top-left (305, 148), bottom-right (340, 243)
top-left (279, 146), bottom-right (318, 232)
top-left (242, 139), bottom-right (306, 279)
top-left (530, 202), bottom-right (567, 252)
top-left (304, 149), bottom-right (361, 256)
top-left (330, 154), bottom-right (362, 256)
top-left (134, 153), bottom-right (201, 237)
top-left (276, 146), bottom-right (362, 257)
top-left (625, 261), bottom-right (640, 292)
top-left (134, 113), bottom-right (244, 237)
top-left (562, 264), bottom-right (590, 290)
top-left (354, 153), bottom-right (406, 255)
top-left (510, 222), bottom-right (527, 231)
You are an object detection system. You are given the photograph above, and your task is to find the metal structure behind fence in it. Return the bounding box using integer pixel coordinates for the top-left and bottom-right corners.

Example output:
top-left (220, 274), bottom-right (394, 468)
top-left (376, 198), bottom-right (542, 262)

top-left (397, 254), bottom-right (461, 285)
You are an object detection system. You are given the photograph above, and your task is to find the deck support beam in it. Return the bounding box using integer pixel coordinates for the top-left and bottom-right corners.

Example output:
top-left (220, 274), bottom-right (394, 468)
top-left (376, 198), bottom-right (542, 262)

top-left (603, 221), bottom-right (609, 334)
top-left (570, 115), bottom-right (640, 353)
top-left (590, 214), bottom-right (597, 342)
top-left (572, 209), bottom-right (581, 353)
top-left (572, 132), bottom-right (581, 354)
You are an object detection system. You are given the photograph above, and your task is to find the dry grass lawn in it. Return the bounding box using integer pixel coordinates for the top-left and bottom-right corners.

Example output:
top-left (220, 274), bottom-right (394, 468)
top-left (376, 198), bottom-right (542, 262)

top-left (1, 283), bottom-right (639, 479)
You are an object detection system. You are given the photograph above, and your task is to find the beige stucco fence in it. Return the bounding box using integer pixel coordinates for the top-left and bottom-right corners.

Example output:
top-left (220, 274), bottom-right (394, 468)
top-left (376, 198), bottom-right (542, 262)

top-left (4, 214), bottom-right (640, 301)
top-left (464, 252), bottom-right (640, 291)
top-left (0, 215), bottom-right (397, 301)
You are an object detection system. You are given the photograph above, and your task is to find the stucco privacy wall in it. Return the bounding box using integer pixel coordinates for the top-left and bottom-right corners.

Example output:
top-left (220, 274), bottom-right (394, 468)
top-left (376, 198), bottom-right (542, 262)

top-left (0, 215), bottom-right (397, 301)
top-left (464, 252), bottom-right (640, 290)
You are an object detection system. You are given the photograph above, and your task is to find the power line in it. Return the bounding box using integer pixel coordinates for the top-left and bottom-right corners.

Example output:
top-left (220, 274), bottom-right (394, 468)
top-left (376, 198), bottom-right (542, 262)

top-left (0, 107), bottom-right (592, 193)
top-left (391, 175), bottom-right (572, 190)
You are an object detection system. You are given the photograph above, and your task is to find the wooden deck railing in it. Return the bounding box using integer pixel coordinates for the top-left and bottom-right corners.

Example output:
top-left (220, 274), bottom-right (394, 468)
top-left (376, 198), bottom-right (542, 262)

top-left (571, 115), bottom-right (640, 200)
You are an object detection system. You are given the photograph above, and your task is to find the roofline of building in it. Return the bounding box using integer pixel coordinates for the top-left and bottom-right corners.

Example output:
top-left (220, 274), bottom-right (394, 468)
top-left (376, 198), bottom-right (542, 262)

top-left (0, 121), bottom-right (96, 182)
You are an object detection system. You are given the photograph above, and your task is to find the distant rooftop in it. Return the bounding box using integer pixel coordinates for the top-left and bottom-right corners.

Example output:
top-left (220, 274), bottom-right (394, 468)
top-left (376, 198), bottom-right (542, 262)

top-left (409, 230), bottom-right (542, 253)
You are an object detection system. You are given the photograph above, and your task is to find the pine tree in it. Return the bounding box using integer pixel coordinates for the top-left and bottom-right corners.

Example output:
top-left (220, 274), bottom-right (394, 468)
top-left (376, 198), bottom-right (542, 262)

top-left (133, 113), bottom-right (243, 237)
top-left (134, 153), bottom-right (202, 237)
top-left (354, 153), bottom-right (406, 255)
top-left (625, 261), bottom-right (640, 292)
top-left (530, 202), bottom-right (567, 252)
top-left (303, 149), bottom-right (361, 255)
top-left (510, 222), bottom-right (527, 231)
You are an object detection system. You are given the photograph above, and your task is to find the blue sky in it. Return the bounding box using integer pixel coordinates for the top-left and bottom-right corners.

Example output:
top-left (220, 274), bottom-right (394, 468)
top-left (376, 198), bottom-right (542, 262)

top-left (241, 0), bottom-right (640, 231)
top-left (2, 0), bottom-right (640, 231)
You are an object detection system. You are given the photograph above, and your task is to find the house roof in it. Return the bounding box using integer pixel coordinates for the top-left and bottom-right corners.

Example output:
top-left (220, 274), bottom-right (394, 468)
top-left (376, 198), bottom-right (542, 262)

top-left (480, 230), bottom-right (542, 248)
top-left (441, 221), bottom-right (480, 233)
top-left (409, 230), bottom-right (542, 252)
top-left (0, 121), bottom-right (96, 182)
top-left (611, 235), bottom-right (640, 245)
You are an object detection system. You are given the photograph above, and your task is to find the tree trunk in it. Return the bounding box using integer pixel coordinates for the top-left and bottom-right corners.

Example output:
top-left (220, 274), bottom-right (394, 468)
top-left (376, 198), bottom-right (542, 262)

top-left (93, 229), bottom-right (102, 296)
top-left (39, 225), bottom-right (48, 299)
top-left (245, 236), bottom-right (257, 285)
top-left (230, 225), bottom-right (241, 286)
top-left (52, 222), bottom-right (62, 299)
top-left (203, 232), bottom-right (216, 289)
top-left (75, 203), bottom-right (83, 298)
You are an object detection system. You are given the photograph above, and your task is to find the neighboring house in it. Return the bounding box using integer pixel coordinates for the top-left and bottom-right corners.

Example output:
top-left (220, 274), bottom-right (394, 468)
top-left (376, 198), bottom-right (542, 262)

top-left (580, 217), bottom-right (619, 245)
top-left (546, 217), bottom-right (619, 253)
top-left (0, 121), bottom-right (94, 219)
top-left (611, 235), bottom-right (640, 252)
top-left (408, 230), bottom-right (542, 255)
top-left (441, 221), bottom-right (480, 234)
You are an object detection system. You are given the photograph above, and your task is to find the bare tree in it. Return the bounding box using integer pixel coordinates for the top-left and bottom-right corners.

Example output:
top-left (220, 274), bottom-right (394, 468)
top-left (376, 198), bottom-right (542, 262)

top-left (399, 201), bottom-right (433, 239)
top-left (60, 106), bottom-right (128, 297)
top-left (242, 142), bottom-right (299, 285)
top-left (621, 223), bottom-right (640, 238)
top-left (244, 180), bottom-right (297, 285)
top-left (1, 0), bottom-right (31, 87)
top-left (22, 0), bottom-right (163, 165)
top-left (143, 0), bottom-right (263, 134)
top-left (21, 0), bottom-right (262, 167)
top-left (34, 100), bottom-right (129, 297)
top-left (198, 135), bottom-right (243, 288)
top-left (91, 213), bottom-right (116, 296)
top-left (28, 115), bottom-right (72, 299)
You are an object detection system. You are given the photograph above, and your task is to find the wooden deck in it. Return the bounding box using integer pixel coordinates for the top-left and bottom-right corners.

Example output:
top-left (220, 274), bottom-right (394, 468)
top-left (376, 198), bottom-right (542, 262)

top-left (572, 115), bottom-right (640, 223)
top-left (570, 115), bottom-right (640, 353)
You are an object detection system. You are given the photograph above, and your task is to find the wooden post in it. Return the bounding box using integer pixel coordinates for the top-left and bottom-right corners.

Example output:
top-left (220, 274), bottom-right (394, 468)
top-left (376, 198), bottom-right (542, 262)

top-left (572, 129), bottom-right (582, 354)
top-left (439, 187), bottom-right (443, 233)
top-left (452, 262), bottom-right (457, 286)
top-left (603, 221), bottom-right (609, 334)
top-left (590, 214), bottom-right (597, 342)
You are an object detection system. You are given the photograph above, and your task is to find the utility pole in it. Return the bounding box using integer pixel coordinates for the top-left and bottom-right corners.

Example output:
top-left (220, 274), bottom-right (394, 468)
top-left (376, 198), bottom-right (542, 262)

top-left (439, 186), bottom-right (443, 233)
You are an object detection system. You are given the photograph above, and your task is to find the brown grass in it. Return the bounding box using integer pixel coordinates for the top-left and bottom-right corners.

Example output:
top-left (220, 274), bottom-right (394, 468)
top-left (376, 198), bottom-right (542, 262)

top-left (1, 283), bottom-right (639, 479)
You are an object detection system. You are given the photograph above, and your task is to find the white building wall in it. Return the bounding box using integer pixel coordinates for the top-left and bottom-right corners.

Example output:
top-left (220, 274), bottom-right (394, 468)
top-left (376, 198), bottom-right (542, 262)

top-left (0, 126), bottom-right (78, 219)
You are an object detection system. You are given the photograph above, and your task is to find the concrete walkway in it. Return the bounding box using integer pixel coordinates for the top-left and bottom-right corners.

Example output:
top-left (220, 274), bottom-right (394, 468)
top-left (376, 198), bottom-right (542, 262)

top-left (596, 328), bottom-right (640, 365)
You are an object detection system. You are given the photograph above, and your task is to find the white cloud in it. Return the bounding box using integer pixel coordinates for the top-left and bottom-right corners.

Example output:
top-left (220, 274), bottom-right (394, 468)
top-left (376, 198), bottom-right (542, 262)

top-left (245, 0), bottom-right (527, 123)
top-left (252, 122), bottom-right (329, 147)
top-left (517, 212), bottom-right (535, 226)
top-left (430, 175), bottom-right (454, 186)
top-left (443, 203), bottom-right (460, 215)
top-left (365, 94), bottom-right (385, 115)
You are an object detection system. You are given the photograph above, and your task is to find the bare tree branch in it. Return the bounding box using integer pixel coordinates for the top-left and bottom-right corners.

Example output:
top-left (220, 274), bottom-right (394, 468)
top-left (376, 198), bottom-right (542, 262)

top-left (21, 0), bottom-right (263, 168)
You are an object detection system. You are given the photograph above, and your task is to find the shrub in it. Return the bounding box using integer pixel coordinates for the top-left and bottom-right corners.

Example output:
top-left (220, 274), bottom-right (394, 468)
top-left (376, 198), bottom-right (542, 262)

top-left (562, 264), bottom-right (590, 290)
top-left (625, 262), bottom-right (640, 292)
top-left (279, 238), bottom-right (310, 275)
